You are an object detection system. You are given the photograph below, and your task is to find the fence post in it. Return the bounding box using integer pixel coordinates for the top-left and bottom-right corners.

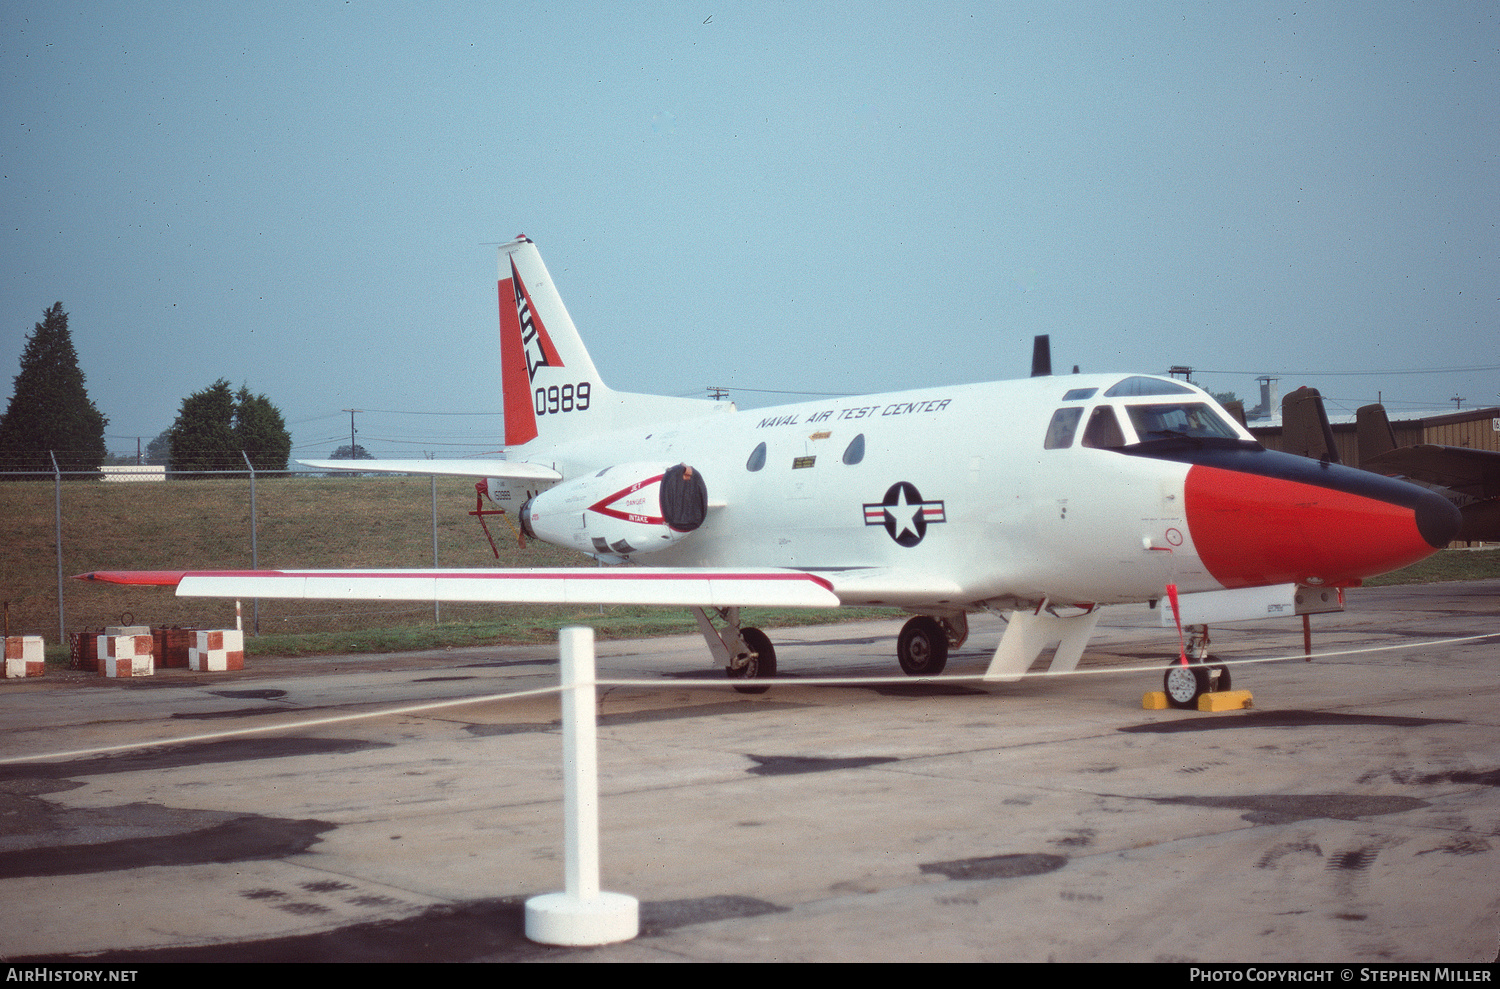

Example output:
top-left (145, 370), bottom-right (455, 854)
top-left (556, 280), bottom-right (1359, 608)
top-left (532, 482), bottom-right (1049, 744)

top-left (241, 452), bottom-right (259, 636)
top-left (50, 451), bottom-right (65, 644)
top-left (431, 475), bottom-right (440, 625)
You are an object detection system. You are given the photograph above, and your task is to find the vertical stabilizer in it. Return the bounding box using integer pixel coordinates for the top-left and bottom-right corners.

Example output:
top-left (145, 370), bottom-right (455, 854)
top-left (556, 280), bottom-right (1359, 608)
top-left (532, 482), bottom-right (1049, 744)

top-left (497, 237), bottom-right (727, 449)
top-left (1355, 404), bottom-right (1398, 466)
top-left (1281, 386), bottom-right (1340, 463)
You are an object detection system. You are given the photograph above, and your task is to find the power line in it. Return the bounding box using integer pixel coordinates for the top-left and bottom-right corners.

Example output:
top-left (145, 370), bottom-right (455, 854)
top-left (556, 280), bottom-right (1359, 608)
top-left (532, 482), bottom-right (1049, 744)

top-left (1193, 364), bottom-right (1500, 378)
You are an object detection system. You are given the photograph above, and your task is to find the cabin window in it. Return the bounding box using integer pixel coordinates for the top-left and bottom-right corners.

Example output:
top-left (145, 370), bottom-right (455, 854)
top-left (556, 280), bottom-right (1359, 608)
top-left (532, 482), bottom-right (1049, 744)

top-left (1125, 403), bottom-right (1239, 442)
top-left (746, 441), bottom-right (767, 472)
top-left (1081, 406), bottom-right (1126, 449)
top-left (842, 433), bottom-right (865, 465)
top-left (1044, 408), bottom-right (1083, 449)
top-left (1061, 387), bottom-right (1097, 401)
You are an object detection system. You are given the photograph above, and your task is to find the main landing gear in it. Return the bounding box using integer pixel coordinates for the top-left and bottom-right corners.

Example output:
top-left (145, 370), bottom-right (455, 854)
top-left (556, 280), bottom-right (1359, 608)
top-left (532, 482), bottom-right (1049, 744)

top-left (691, 607), bottom-right (777, 694)
top-left (692, 609), bottom-right (970, 692)
top-left (895, 615), bottom-right (966, 676)
top-left (727, 627), bottom-right (777, 694)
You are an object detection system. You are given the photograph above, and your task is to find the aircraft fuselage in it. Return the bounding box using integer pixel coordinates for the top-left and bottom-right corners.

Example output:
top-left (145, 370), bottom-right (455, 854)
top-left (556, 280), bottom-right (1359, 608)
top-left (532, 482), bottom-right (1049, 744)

top-left (499, 372), bottom-right (1456, 613)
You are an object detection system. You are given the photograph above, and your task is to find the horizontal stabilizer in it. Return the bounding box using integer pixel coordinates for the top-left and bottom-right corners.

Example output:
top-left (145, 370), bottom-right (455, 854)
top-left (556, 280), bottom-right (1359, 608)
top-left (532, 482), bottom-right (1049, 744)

top-left (76, 568), bottom-right (840, 609)
top-left (298, 459), bottom-right (562, 482)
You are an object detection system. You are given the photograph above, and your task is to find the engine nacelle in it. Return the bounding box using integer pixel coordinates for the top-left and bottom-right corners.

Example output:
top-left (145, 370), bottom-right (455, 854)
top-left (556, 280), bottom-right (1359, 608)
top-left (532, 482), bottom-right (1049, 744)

top-left (519, 462), bottom-right (708, 558)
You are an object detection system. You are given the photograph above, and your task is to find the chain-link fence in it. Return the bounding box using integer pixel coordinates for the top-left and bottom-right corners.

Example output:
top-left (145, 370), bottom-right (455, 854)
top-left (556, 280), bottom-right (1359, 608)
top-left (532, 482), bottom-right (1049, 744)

top-left (1, 467), bottom-right (583, 644)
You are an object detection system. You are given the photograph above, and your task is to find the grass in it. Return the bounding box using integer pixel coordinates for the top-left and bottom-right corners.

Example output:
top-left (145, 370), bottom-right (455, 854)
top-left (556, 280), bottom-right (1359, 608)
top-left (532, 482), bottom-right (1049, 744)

top-left (1363, 547), bottom-right (1500, 586)
top-left (244, 606), bottom-right (899, 659)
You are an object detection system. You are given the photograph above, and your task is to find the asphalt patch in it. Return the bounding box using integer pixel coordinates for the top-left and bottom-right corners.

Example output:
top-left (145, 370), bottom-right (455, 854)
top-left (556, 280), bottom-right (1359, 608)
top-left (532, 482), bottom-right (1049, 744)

top-left (13, 894), bottom-right (792, 962)
top-left (1143, 793), bottom-right (1430, 824)
top-left (1119, 710), bottom-right (1457, 734)
top-left (0, 737), bottom-right (391, 781)
top-left (601, 700), bottom-right (803, 727)
top-left (746, 753), bottom-right (900, 776)
top-left (1387, 766), bottom-right (1500, 788)
top-left (208, 689), bottom-right (288, 701)
top-left (463, 700), bottom-right (803, 736)
top-left (13, 897), bottom-right (535, 964)
top-left (459, 658), bottom-right (554, 669)
top-left (0, 813), bottom-right (335, 878)
top-left (639, 895), bottom-right (789, 933)
top-left (920, 853), bottom-right (1068, 881)
top-left (871, 683), bottom-right (989, 697)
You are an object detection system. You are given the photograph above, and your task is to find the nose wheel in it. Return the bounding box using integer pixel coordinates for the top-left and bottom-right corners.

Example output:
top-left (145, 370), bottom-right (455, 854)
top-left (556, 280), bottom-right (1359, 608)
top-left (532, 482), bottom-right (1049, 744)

top-left (1163, 658), bottom-right (1231, 709)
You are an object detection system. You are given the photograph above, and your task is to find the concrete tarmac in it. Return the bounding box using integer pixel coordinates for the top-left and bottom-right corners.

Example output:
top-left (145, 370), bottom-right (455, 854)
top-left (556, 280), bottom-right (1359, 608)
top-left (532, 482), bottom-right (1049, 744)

top-left (1, 581), bottom-right (1496, 963)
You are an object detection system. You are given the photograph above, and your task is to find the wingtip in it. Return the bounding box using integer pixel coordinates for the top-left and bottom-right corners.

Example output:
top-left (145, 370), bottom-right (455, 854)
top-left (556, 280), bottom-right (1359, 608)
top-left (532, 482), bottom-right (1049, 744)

top-left (72, 571), bottom-right (188, 586)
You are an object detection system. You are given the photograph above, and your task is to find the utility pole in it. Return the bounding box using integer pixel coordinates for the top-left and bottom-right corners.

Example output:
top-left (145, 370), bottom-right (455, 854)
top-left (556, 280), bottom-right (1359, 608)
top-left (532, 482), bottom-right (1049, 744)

top-left (343, 409), bottom-right (361, 457)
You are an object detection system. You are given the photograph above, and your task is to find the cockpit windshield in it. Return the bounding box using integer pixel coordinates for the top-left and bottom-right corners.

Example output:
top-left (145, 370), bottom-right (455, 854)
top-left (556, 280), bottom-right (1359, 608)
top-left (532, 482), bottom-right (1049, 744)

top-left (1125, 403), bottom-right (1240, 442)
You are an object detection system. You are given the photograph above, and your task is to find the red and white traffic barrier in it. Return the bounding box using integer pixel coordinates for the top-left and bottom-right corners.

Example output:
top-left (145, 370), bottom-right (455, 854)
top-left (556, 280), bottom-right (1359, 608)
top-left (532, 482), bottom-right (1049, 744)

top-left (98, 632), bottom-right (154, 678)
top-left (4, 636), bottom-right (45, 678)
top-left (189, 630), bottom-right (244, 672)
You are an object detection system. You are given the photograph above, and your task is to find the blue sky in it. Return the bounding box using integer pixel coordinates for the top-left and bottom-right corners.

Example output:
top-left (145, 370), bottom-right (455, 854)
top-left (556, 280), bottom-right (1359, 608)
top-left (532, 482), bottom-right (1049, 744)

top-left (3, 2), bottom-right (1496, 461)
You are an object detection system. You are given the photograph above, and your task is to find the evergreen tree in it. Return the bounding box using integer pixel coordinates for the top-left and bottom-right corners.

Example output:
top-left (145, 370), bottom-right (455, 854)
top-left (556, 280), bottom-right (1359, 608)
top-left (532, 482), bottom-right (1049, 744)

top-left (0, 303), bottom-right (108, 474)
top-left (234, 385), bottom-right (291, 471)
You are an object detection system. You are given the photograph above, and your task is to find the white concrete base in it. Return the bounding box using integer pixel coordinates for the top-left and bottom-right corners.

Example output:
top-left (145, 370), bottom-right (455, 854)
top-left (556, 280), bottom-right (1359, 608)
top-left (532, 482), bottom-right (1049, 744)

top-left (4, 636), bottom-right (45, 678)
top-left (189, 629), bottom-right (244, 671)
top-left (98, 634), bottom-right (154, 677)
top-left (524, 891), bottom-right (639, 947)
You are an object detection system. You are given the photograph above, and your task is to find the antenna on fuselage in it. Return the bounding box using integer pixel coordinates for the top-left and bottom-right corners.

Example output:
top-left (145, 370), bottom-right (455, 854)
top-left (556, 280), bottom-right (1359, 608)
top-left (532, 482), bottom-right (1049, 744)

top-left (1030, 335), bottom-right (1051, 377)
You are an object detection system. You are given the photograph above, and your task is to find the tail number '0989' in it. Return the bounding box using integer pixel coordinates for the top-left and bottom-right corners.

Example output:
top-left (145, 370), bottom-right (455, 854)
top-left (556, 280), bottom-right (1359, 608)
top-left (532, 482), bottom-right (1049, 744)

top-left (535, 383), bottom-right (591, 415)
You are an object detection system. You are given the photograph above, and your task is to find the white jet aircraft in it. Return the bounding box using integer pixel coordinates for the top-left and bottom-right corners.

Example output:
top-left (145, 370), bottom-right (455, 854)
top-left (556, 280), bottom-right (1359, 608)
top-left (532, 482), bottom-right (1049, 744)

top-left (82, 236), bottom-right (1461, 706)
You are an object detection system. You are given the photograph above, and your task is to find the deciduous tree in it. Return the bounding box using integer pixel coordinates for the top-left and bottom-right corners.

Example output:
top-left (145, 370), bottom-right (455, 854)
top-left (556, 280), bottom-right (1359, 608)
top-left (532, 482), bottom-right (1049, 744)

top-left (169, 380), bottom-right (291, 473)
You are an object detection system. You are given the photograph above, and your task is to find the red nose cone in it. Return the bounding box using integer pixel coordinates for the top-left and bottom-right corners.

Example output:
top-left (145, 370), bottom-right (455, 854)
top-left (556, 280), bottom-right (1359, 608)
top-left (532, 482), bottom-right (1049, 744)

top-left (1185, 464), bottom-right (1455, 588)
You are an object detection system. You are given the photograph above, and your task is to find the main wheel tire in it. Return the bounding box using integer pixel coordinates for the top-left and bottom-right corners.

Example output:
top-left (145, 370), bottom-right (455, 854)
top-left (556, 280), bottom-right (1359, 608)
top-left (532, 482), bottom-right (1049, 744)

top-left (1163, 662), bottom-right (1210, 709)
top-left (727, 627), bottom-right (776, 694)
top-left (897, 616), bottom-right (949, 676)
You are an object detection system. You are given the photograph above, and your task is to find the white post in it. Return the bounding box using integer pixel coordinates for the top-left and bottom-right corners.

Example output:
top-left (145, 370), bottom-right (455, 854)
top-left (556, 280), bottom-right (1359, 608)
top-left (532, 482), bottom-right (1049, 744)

top-left (524, 626), bottom-right (639, 946)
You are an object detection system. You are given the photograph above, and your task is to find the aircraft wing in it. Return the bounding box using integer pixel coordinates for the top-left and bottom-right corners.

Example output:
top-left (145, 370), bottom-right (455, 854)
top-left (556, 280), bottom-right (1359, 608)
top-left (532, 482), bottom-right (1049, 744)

top-left (298, 459), bottom-right (562, 482)
top-left (76, 568), bottom-right (841, 609)
top-left (818, 568), bottom-right (968, 608)
top-left (1361, 445), bottom-right (1500, 500)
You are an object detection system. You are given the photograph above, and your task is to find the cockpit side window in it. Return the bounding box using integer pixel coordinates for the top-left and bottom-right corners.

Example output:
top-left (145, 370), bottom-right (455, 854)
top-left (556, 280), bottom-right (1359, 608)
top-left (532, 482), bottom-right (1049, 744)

top-left (1081, 406), bottom-right (1126, 449)
top-left (1126, 403), bottom-right (1239, 442)
top-left (1044, 407), bottom-right (1084, 449)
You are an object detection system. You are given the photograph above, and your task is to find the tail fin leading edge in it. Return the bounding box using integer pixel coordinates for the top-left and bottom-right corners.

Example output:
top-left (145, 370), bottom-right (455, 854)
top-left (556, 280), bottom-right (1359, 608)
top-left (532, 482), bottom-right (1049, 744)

top-left (497, 237), bottom-right (727, 448)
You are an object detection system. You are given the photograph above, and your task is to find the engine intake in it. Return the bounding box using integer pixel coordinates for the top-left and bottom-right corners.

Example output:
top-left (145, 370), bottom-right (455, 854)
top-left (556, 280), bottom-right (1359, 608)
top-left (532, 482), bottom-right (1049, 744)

top-left (520, 462), bottom-right (708, 557)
